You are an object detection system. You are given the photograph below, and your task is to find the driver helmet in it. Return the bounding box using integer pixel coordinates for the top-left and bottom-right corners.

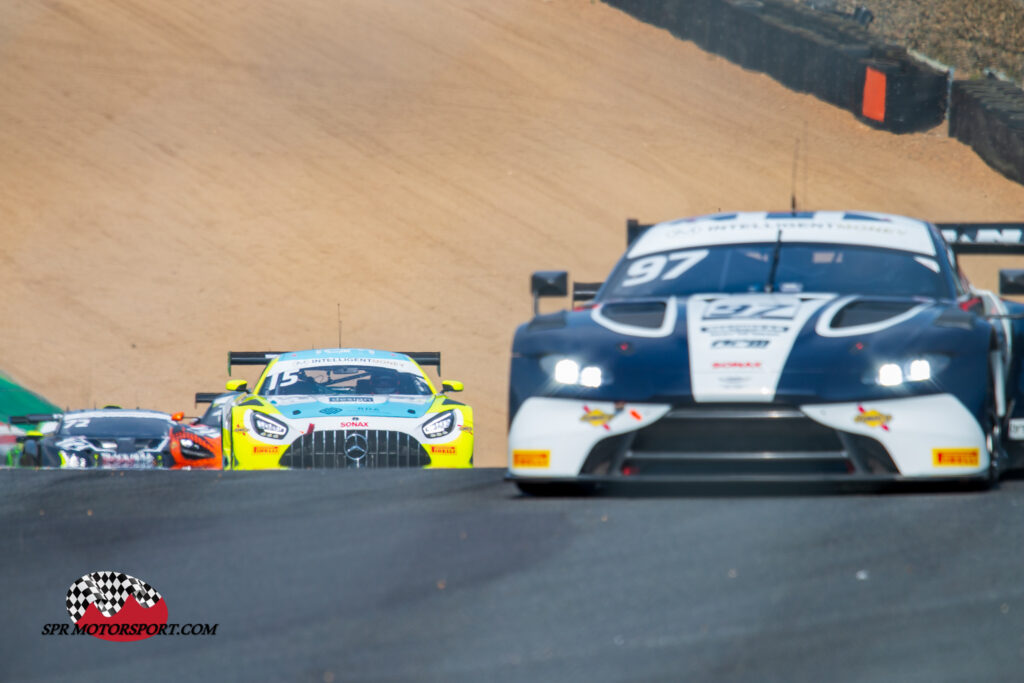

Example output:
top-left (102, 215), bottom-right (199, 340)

top-left (370, 371), bottom-right (400, 394)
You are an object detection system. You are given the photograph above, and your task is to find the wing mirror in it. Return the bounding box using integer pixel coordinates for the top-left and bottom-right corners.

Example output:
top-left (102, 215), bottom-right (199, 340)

top-left (226, 379), bottom-right (248, 392)
top-left (531, 270), bottom-right (568, 316)
top-left (441, 380), bottom-right (464, 393)
top-left (999, 269), bottom-right (1024, 296)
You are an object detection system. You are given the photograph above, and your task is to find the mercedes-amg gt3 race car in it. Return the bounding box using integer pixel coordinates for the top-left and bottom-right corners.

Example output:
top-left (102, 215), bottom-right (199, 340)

top-left (221, 348), bottom-right (473, 469)
top-left (508, 211), bottom-right (1024, 493)
top-left (12, 408), bottom-right (174, 468)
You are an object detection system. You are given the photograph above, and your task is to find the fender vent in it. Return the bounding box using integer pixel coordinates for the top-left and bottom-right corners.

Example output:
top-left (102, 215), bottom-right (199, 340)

top-left (830, 300), bottom-right (917, 328)
top-left (600, 302), bottom-right (666, 329)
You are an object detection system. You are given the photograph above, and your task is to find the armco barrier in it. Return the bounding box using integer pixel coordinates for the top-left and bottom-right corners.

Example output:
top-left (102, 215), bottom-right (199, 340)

top-left (603, 0), bottom-right (948, 133)
top-left (950, 80), bottom-right (1024, 185)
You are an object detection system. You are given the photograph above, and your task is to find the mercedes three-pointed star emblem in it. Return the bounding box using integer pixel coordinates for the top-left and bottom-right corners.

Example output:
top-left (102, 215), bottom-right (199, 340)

top-left (344, 433), bottom-right (368, 461)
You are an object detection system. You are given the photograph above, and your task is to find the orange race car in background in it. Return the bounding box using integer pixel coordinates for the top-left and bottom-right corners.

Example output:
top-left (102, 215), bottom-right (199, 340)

top-left (167, 392), bottom-right (236, 469)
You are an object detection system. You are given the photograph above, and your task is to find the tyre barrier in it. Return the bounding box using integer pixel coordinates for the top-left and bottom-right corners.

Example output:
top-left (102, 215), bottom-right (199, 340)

top-left (950, 80), bottom-right (1024, 186)
top-left (603, 0), bottom-right (948, 133)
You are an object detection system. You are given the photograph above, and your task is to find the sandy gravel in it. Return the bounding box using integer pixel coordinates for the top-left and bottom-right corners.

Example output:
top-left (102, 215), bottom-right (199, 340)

top-left (2, 0), bottom-right (1023, 465)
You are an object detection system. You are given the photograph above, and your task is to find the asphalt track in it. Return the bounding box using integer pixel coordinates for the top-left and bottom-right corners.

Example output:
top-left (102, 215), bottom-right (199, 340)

top-left (3, 469), bottom-right (1024, 682)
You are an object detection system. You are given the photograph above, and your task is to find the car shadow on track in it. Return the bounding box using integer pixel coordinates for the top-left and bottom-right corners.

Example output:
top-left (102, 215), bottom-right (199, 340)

top-left (508, 478), bottom-right (999, 499)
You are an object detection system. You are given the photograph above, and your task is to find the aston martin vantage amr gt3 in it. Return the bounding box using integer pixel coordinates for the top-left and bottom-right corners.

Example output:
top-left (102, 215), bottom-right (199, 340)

top-left (221, 348), bottom-right (473, 469)
top-left (508, 211), bottom-right (1024, 492)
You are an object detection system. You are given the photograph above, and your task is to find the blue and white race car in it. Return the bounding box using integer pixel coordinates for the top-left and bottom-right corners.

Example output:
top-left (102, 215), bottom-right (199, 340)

top-left (508, 211), bottom-right (1024, 492)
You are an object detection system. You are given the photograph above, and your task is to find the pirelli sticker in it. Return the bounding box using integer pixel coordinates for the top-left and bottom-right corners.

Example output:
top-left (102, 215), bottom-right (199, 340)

top-left (513, 450), bottom-right (550, 468)
top-left (932, 448), bottom-right (980, 467)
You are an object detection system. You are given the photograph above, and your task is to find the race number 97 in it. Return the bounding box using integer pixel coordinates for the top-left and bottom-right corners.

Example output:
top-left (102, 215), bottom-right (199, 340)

top-left (622, 250), bottom-right (709, 287)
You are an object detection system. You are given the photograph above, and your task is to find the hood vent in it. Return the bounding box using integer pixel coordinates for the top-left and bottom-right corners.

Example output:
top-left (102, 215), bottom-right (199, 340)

top-left (599, 302), bottom-right (666, 329)
top-left (829, 300), bottom-right (918, 329)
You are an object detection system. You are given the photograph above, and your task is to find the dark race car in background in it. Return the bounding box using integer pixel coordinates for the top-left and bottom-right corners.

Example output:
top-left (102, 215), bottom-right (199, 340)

top-left (13, 408), bottom-right (174, 468)
top-left (508, 211), bottom-right (1024, 493)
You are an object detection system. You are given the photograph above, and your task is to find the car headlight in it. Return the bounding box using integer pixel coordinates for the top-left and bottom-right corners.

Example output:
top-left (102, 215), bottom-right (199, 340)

top-left (543, 356), bottom-right (605, 388)
top-left (579, 366), bottom-right (603, 388)
top-left (866, 356), bottom-right (950, 386)
top-left (421, 410), bottom-right (456, 439)
top-left (554, 359), bottom-right (580, 384)
top-left (251, 411), bottom-right (289, 439)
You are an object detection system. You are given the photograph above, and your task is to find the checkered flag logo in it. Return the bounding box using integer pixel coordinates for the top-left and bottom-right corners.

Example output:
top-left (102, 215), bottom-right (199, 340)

top-left (66, 572), bottom-right (162, 623)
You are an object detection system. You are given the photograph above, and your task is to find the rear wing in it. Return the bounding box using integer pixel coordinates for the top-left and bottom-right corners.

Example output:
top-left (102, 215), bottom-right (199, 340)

top-left (9, 414), bottom-right (61, 425)
top-left (572, 281), bottom-right (603, 306)
top-left (227, 351), bottom-right (286, 375)
top-left (938, 223), bottom-right (1024, 255)
top-left (195, 392), bottom-right (224, 404)
top-left (399, 352), bottom-right (441, 375)
top-left (627, 218), bottom-right (654, 247)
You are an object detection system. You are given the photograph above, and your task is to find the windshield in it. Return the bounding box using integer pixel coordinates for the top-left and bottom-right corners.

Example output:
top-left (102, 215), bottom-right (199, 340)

top-left (196, 397), bottom-right (232, 427)
top-left (259, 364), bottom-right (433, 397)
top-left (603, 243), bottom-right (951, 299)
top-left (59, 416), bottom-right (171, 438)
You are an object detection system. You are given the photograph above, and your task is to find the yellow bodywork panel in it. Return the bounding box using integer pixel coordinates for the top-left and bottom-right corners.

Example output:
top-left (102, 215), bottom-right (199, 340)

top-left (224, 397), bottom-right (473, 470)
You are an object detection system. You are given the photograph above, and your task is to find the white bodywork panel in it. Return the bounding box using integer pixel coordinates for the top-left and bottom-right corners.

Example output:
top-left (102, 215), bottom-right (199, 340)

top-left (508, 397), bottom-right (670, 477)
top-left (508, 394), bottom-right (987, 478)
top-left (802, 394), bottom-right (987, 475)
top-left (686, 293), bottom-right (834, 402)
top-left (629, 212), bottom-right (937, 259)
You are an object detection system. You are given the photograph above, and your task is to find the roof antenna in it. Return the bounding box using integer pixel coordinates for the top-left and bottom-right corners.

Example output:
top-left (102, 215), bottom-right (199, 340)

top-left (337, 303), bottom-right (342, 348)
top-left (790, 137), bottom-right (800, 215)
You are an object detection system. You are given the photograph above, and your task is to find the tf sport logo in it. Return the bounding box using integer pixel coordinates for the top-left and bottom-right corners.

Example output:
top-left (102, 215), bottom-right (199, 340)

top-left (41, 571), bottom-right (217, 641)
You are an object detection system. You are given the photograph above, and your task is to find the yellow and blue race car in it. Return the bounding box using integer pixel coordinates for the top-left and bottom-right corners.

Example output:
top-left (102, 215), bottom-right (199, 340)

top-left (221, 348), bottom-right (473, 469)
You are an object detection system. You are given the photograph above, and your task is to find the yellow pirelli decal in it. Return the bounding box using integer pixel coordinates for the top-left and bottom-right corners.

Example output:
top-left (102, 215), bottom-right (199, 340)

top-left (513, 450), bottom-right (550, 468)
top-left (932, 448), bottom-right (980, 467)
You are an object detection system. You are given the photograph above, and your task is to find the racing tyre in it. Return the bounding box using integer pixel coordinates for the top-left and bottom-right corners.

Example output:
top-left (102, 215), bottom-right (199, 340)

top-left (18, 449), bottom-right (39, 468)
top-left (978, 366), bottom-right (1006, 490)
top-left (19, 440), bottom-right (40, 467)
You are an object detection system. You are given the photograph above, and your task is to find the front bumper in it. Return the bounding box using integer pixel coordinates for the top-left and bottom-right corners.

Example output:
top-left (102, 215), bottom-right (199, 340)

top-left (228, 410), bottom-right (473, 470)
top-left (507, 394), bottom-right (989, 481)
